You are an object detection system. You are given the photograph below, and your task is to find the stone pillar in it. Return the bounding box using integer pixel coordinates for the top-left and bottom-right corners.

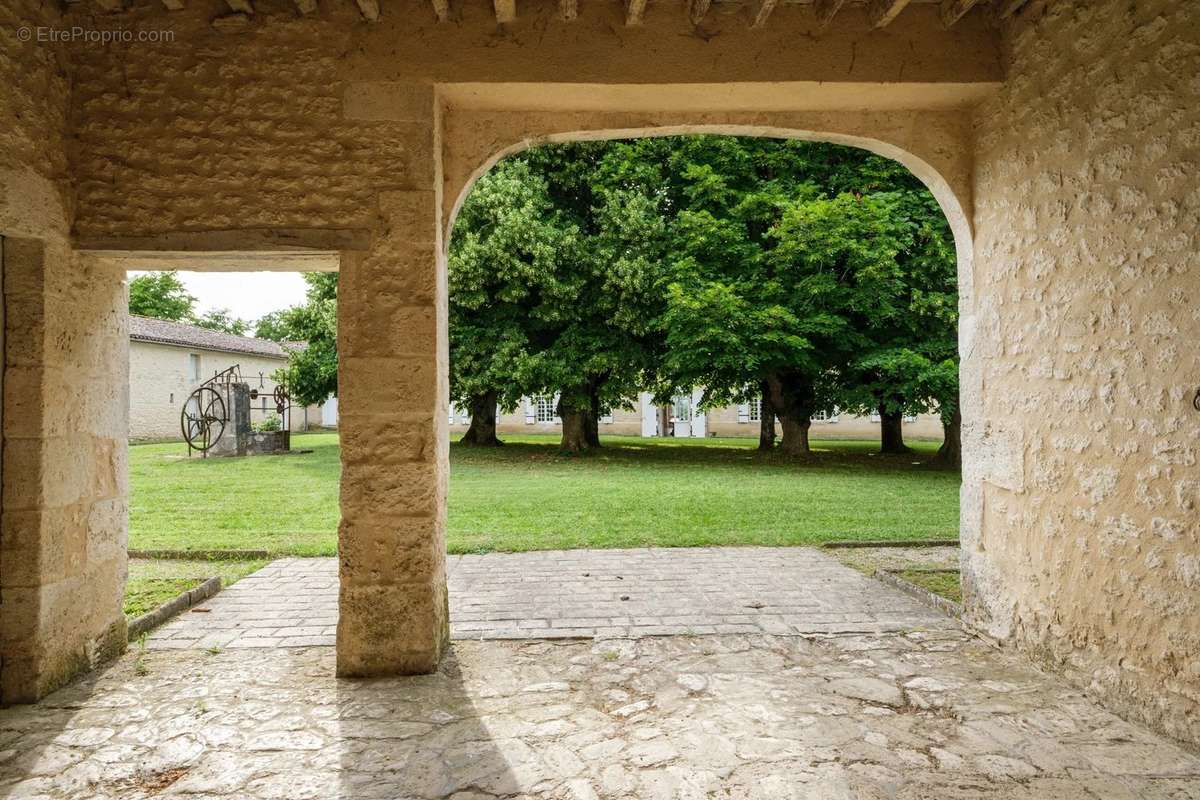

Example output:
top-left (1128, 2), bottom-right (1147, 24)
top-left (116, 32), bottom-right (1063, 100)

top-left (336, 85), bottom-right (448, 675)
top-left (1, 241), bottom-right (129, 702)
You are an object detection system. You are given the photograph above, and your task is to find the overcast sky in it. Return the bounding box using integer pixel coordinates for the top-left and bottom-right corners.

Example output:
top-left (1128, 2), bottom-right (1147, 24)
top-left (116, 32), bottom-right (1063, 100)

top-left (132, 271), bottom-right (309, 323)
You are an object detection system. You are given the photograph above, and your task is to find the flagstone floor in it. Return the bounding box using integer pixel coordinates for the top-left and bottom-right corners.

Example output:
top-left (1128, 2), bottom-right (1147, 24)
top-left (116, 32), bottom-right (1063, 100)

top-left (5, 549), bottom-right (1199, 798)
top-left (3, 632), bottom-right (1199, 799)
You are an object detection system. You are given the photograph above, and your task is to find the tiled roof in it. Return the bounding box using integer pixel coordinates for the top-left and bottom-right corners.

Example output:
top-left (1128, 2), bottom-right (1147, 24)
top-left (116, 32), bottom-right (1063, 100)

top-left (129, 315), bottom-right (290, 359)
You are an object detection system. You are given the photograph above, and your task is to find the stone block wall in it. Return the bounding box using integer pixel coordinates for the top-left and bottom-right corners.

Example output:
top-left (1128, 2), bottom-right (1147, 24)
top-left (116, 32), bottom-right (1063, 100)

top-left (966, 0), bottom-right (1200, 744)
top-left (1, 242), bottom-right (129, 702)
top-left (0, 0), bottom-right (129, 702)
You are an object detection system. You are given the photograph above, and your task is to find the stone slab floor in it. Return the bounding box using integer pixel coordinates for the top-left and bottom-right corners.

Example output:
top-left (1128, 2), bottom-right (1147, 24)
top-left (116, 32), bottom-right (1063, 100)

top-left (2, 632), bottom-right (1199, 799)
top-left (145, 548), bottom-right (955, 650)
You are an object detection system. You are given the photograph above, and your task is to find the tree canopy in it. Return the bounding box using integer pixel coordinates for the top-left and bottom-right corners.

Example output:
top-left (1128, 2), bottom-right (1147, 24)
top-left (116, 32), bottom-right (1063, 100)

top-left (448, 135), bottom-right (959, 459)
top-left (261, 273), bottom-right (338, 408)
top-left (449, 143), bottom-right (670, 451)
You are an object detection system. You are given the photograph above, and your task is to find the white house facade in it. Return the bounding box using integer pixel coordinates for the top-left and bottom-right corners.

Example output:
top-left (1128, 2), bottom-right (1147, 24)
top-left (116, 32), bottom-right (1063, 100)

top-left (449, 390), bottom-right (944, 442)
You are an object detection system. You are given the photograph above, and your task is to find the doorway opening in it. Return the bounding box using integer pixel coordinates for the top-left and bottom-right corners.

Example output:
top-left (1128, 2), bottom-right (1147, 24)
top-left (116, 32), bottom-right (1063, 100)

top-left (114, 259), bottom-right (342, 652)
top-left (444, 133), bottom-right (966, 637)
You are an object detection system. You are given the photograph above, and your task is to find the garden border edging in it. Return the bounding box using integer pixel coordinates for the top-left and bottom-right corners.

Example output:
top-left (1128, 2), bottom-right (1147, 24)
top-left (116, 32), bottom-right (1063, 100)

top-left (128, 576), bottom-right (222, 640)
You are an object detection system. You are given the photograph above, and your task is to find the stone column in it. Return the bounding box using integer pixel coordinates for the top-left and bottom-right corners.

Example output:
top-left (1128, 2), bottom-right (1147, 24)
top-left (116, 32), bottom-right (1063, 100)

top-left (1, 241), bottom-right (129, 702)
top-left (336, 85), bottom-right (449, 675)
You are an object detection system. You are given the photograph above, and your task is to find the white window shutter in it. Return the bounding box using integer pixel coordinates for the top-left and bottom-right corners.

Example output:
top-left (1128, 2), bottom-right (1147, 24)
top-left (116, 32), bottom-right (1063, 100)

top-left (525, 397), bottom-right (536, 424)
top-left (448, 404), bottom-right (455, 425)
top-left (737, 403), bottom-right (749, 423)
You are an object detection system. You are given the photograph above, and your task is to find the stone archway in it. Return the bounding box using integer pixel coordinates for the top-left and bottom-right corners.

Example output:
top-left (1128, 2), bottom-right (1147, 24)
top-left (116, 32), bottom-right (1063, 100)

top-left (434, 108), bottom-right (986, 617)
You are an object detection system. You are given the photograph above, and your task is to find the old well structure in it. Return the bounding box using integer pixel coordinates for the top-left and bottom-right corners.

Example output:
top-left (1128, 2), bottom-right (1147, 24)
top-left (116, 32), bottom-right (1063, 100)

top-left (1, 0), bottom-right (1196, 746)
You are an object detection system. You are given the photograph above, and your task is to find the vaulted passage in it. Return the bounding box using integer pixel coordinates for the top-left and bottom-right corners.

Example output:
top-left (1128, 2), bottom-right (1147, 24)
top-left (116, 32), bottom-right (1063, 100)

top-left (1, 0), bottom-right (1197, 787)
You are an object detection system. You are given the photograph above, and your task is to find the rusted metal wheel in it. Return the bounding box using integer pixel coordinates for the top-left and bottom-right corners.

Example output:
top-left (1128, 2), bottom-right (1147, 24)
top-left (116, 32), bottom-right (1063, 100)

top-left (273, 384), bottom-right (288, 414)
top-left (181, 386), bottom-right (227, 453)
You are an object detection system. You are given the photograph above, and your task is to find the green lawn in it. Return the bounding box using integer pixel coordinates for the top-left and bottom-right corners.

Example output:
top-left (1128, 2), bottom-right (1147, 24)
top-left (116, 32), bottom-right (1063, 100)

top-left (129, 432), bottom-right (959, 556)
top-left (124, 558), bottom-right (269, 618)
top-left (898, 569), bottom-right (963, 604)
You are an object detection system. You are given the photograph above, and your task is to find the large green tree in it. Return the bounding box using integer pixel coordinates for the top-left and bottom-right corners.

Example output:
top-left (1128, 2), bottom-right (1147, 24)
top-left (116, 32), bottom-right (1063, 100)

top-left (450, 136), bottom-right (958, 458)
top-left (449, 158), bottom-right (570, 446)
top-left (809, 159), bottom-right (960, 457)
top-left (653, 137), bottom-right (958, 456)
top-left (449, 143), bottom-right (669, 452)
top-left (265, 273), bottom-right (339, 407)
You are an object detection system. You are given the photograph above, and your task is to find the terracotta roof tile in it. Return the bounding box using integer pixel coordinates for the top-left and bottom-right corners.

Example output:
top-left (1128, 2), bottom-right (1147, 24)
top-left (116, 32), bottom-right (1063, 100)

top-left (129, 315), bottom-right (291, 359)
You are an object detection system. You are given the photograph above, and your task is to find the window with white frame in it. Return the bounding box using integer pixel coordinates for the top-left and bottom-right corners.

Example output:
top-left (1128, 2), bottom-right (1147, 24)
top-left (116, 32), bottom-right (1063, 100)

top-left (535, 395), bottom-right (558, 423)
top-left (671, 394), bottom-right (692, 422)
top-left (188, 353), bottom-right (201, 383)
top-left (749, 398), bottom-right (761, 421)
top-left (813, 408), bottom-right (840, 423)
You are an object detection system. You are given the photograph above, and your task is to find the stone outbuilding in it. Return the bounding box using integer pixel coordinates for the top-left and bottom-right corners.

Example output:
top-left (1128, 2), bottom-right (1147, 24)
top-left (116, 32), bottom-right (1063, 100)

top-left (0, 0), bottom-right (1196, 749)
top-left (128, 314), bottom-right (321, 441)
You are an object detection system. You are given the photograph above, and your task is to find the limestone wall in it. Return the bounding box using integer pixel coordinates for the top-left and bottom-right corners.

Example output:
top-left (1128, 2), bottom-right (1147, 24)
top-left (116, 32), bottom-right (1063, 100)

top-left (966, 0), bottom-right (1200, 744)
top-left (52, 1), bottom-right (995, 681)
top-left (61, 2), bottom-right (998, 242)
top-left (0, 0), bottom-right (130, 701)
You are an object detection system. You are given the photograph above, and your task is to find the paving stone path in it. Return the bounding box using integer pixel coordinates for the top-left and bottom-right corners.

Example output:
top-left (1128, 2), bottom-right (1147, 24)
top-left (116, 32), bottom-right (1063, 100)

top-left (4, 633), bottom-right (1199, 798)
top-left (146, 548), bottom-right (954, 650)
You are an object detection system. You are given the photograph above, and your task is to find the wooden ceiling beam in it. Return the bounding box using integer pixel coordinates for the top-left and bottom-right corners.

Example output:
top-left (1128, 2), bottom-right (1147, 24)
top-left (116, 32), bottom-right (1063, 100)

top-left (625, 0), bottom-right (647, 25)
top-left (812, 0), bottom-right (845, 31)
top-left (494, 0), bottom-right (516, 23)
top-left (746, 0), bottom-right (777, 28)
top-left (867, 0), bottom-right (912, 27)
top-left (940, 0), bottom-right (982, 26)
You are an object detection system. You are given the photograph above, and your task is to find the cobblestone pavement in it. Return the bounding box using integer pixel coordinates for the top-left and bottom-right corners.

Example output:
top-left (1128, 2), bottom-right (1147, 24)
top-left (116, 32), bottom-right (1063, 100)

top-left (145, 548), bottom-right (954, 651)
top-left (3, 633), bottom-right (1198, 799)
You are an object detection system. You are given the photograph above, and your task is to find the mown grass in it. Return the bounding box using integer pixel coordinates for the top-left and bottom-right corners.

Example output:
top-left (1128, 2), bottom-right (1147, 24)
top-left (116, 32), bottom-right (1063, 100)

top-left (898, 569), bottom-right (963, 603)
top-left (124, 558), bottom-right (268, 618)
top-left (129, 432), bottom-right (959, 556)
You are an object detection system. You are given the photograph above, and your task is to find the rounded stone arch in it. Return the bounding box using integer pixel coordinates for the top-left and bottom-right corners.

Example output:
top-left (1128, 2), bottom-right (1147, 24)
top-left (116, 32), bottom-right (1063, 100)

top-left (442, 125), bottom-right (973, 290)
top-left (440, 124), bottom-right (981, 606)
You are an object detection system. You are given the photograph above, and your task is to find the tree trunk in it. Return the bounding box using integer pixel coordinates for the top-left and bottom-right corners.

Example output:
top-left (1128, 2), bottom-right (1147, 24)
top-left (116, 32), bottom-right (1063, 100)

top-left (559, 408), bottom-right (590, 453)
top-left (585, 388), bottom-right (602, 448)
top-left (557, 391), bottom-right (598, 453)
top-left (879, 405), bottom-right (912, 454)
top-left (777, 415), bottom-right (811, 455)
top-left (757, 379), bottom-right (776, 451)
top-left (459, 390), bottom-right (502, 447)
top-left (934, 405), bottom-right (962, 468)
top-left (763, 372), bottom-right (814, 456)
